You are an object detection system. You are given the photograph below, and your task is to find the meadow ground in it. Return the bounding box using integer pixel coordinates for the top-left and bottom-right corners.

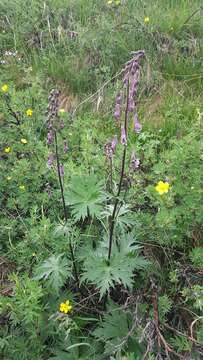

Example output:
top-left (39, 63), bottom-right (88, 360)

top-left (0, 1), bottom-right (203, 359)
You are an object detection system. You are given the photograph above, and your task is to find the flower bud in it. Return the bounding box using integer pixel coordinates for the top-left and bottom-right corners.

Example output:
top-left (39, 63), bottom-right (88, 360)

top-left (130, 151), bottom-right (140, 171)
top-left (121, 126), bottom-right (127, 145)
top-left (133, 113), bottom-right (142, 133)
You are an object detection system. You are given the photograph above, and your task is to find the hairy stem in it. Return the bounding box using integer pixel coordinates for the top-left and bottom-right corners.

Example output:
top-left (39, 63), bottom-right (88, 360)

top-left (54, 131), bottom-right (80, 288)
top-left (108, 80), bottom-right (130, 261)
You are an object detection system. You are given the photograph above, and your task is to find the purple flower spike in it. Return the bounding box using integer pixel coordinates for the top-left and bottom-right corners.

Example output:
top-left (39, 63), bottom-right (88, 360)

top-left (47, 130), bottom-right (53, 145)
top-left (47, 154), bottom-right (54, 169)
top-left (64, 140), bottom-right (69, 153)
top-left (114, 104), bottom-right (121, 121)
top-left (121, 126), bottom-right (127, 145)
top-left (133, 113), bottom-right (142, 134)
top-left (111, 136), bottom-right (118, 154)
top-left (130, 151), bottom-right (140, 171)
top-left (59, 164), bottom-right (64, 177)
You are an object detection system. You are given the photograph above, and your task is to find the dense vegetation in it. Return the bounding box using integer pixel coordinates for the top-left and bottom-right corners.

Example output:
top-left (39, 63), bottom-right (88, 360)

top-left (0, 1), bottom-right (203, 359)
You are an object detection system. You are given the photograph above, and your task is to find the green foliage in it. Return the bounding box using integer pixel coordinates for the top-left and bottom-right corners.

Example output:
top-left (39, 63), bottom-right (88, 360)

top-left (93, 305), bottom-right (132, 354)
top-left (158, 295), bottom-right (172, 324)
top-left (81, 235), bottom-right (148, 298)
top-left (34, 254), bottom-right (71, 294)
top-left (189, 247), bottom-right (203, 268)
top-left (0, 274), bottom-right (43, 327)
top-left (182, 285), bottom-right (203, 310)
top-left (170, 336), bottom-right (192, 353)
top-left (65, 174), bottom-right (106, 221)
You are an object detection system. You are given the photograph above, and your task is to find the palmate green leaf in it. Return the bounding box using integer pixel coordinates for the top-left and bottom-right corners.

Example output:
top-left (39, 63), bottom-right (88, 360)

top-left (81, 246), bottom-right (148, 299)
top-left (34, 254), bottom-right (71, 294)
top-left (93, 305), bottom-right (132, 354)
top-left (118, 233), bottom-right (142, 255)
top-left (64, 174), bottom-right (106, 221)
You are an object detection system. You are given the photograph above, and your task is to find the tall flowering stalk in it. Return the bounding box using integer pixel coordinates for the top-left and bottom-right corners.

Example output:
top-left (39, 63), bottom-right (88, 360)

top-left (46, 89), bottom-right (79, 287)
top-left (108, 50), bottom-right (145, 261)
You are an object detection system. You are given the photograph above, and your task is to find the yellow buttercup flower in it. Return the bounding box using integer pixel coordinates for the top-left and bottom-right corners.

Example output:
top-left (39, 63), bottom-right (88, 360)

top-left (155, 181), bottom-right (170, 195)
top-left (26, 108), bottom-right (33, 116)
top-left (19, 185), bottom-right (25, 191)
top-left (7, 176), bottom-right (12, 181)
top-left (21, 138), bottom-right (28, 144)
top-left (1, 84), bottom-right (8, 92)
top-left (144, 16), bottom-right (150, 24)
top-left (4, 146), bottom-right (11, 153)
top-left (59, 300), bottom-right (72, 314)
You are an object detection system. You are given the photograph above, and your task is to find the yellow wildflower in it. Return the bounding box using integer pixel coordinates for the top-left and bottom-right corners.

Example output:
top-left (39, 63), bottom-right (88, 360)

top-left (1, 84), bottom-right (8, 92)
top-left (4, 146), bottom-right (11, 153)
top-left (26, 108), bottom-right (33, 116)
top-left (59, 108), bottom-right (65, 114)
top-left (144, 16), bottom-right (150, 24)
top-left (155, 181), bottom-right (170, 195)
top-left (59, 300), bottom-right (72, 314)
top-left (107, 0), bottom-right (113, 4)
top-left (7, 176), bottom-right (12, 181)
top-left (19, 185), bottom-right (25, 191)
top-left (21, 138), bottom-right (28, 144)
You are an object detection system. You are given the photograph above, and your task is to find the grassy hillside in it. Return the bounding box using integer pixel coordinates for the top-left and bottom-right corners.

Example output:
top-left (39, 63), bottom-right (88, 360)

top-left (0, 1), bottom-right (203, 359)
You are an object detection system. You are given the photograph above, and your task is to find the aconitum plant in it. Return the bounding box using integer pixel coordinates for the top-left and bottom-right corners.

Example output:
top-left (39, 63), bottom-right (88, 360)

top-left (45, 89), bottom-right (79, 287)
top-left (108, 50), bottom-right (145, 260)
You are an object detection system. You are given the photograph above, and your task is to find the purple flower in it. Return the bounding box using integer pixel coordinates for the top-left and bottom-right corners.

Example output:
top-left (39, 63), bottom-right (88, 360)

top-left (128, 97), bottom-right (135, 112)
top-left (59, 164), bottom-right (64, 177)
top-left (114, 104), bottom-right (121, 121)
top-left (131, 77), bottom-right (138, 97)
top-left (121, 126), bottom-right (127, 145)
top-left (123, 73), bottom-right (129, 86)
top-left (47, 154), bottom-right (54, 169)
top-left (64, 140), bottom-right (69, 153)
top-left (130, 151), bottom-right (140, 171)
top-left (133, 113), bottom-right (142, 133)
top-left (104, 136), bottom-right (118, 160)
top-left (131, 60), bottom-right (139, 75)
top-left (111, 136), bottom-right (118, 154)
top-left (47, 130), bottom-right (53, 145)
